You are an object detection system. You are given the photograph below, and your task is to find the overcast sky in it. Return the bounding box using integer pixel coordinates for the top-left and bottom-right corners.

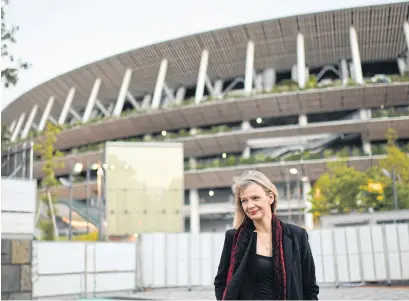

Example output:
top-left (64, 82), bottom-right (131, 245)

top-left (1, 0), bottom-right (400, 111)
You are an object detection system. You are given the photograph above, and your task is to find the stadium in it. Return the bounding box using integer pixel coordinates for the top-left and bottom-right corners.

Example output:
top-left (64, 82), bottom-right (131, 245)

top-left (2, 2), bottom-right (409, 237)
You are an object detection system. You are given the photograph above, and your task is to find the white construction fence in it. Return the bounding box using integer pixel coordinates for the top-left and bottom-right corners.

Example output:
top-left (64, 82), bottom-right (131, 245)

top-left (32, 223), bottom-right (409, 299)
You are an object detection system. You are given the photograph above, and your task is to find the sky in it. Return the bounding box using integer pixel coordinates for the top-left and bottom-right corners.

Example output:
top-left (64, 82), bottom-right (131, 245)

top-left (1, 0), bottom-right (401, 111)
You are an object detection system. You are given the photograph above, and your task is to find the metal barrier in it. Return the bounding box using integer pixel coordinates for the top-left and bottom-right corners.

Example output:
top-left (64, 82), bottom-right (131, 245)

top-left (32, 223), bottom-right (409, 299)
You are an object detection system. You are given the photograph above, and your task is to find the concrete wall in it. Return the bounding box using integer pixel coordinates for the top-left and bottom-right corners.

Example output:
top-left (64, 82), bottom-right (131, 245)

top-left (1, 178), bottom-right (36, 300)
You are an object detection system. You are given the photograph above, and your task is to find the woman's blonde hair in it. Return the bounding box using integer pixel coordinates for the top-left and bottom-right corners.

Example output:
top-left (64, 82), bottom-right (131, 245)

top-left (231, 170), bottom-right (278, 229)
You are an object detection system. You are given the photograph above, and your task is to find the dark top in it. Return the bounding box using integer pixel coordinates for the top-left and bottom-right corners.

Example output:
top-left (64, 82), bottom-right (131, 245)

top-left (255, 254), bottom-right (276, 300)
top-left (214, 221), bottom-right (320, 300)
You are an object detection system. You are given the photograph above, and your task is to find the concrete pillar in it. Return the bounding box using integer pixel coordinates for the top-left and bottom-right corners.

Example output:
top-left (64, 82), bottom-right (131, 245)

top-left (175, 87), bottom-right (186, 104)
top-left (141, 94), bottom-right (152, 109)
top-left (38, 96), bottom-right (55, 131)
top-left (242, 146), bottom-right (251, 159)
top-left (213, 79), bottom-right (224, 97)
top-left (263, 68), bottom-right (276, 91)
top-left (10, 113), bottom-right (26, 142)
top-left (244, 41), bottom-right (255, 94)
top-left (404, 22), bottom-right (409, 56)
top-left (397, 58), bottom-right (407, 76)
top-left (152, 59), bottom-right (168, 109)
top-left (297, 33), bottom-right (306, 89)
top-left (188, 157), bottom-right (197, 169)
top-left (298, 114), bottom-right (308, 126)
top-left (254, 73), bottom-right (263, 91)
top-left (363, 140), bottom-right (372, 155)
top-left (189, 189), bottom-right (200, 234)
top-left (291, 65), bottom-right (298, 82)
top-left (241, 120), bottom-right (252, 130)
top-left (113, 68), bottom-right (133, 116)
top-left (340, 59), bottom-right (349, 85)
top-left (58, 88), bottom-right (76, 124)
top-left (359, 108), bottom-right (368, 120)
top-left (302, 180), bottom-right (314, 229)
top-left (82, 78), bottom-right (101, 122)
top-left (349, 27), bottom-right (364, 84)
top-left (21, 105), bottom-right (38, 139)
top-left (195, 50), bottom-right (209, 104)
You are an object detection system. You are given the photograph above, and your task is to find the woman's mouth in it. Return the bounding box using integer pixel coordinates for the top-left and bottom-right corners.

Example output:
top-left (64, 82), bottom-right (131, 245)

top-left (249, 210), bottom-right (258, 215)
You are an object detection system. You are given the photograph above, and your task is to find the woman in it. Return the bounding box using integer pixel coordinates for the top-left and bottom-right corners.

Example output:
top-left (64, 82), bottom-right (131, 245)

top-left (214, 170), bottom-right (319, 300)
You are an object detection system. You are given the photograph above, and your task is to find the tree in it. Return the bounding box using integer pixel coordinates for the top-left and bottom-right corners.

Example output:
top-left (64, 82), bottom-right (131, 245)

top-left (34, 122), bottom-right (64, 240)
top-left (1, 0), bottom-right (30, 88)
top-left (310, 128), bottom-right (409, 221)
top-left (379, 128), bottom-right (409, 209)
top-left (309, 158), bottom-right (367, 219)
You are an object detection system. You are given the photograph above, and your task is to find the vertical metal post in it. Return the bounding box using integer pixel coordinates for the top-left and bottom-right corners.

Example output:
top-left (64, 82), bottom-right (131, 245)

top-left (369, 226), bottom-right (377, 280)
top-left (297, 173), bottom-right (302, 225)
top-left (187, 232), bottom-right (192, 291)
top-left (13, 145), bottom-right (18, 177)
top-left (97, 161), bottom-right (104, 241)
top-left (286, 173), bottom-right (292, 223)
top-left (22, 142), bottom-right (27, 178)
top-left (29, 141), bottom-right (34, 179)
top-left (331, 229), bottom-right (339, 288)
top-left (344, 229), bottom-right (351, 282)
top-left (84, 243), bottom-right (88, 298)
top-left (392, 168), bottom-right (399, 214)
top-left (395, 224), bottom-right (403, 280)
top-left (381, 225), bottom-right (391, 285)
top-left (86, 160), bottom-right (90, 235)
top-left (356, 227), bottom-right (364, 284)
top-left (68, 161), bottom-right (74, 240)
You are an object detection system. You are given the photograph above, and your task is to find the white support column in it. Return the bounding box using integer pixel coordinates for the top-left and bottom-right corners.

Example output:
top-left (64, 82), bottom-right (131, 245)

top-left (254, 73), bottom-right (263, 91)
top-left (10, 113), bottom-right (26, 142)
top-left (404, 22), bottom-right (409, 55)
top-left (349, 27), bottom-right (364, 84)
top-left (95, 99), bottom-right (110, 117)
top-left (241, 120), bottom-right (252, 130)
top-left (291, 65), bottom-right (298, 82)
top-left (359, 108), bottom-right (368, 120)
top-left (263, 68), bottom-right (276, 91)
top-left (340, 59), bottom-right (349, 85)
top-left (142, 94), bottom-right (152, 109)
top-left (21, 105), bottom-right (38, 139)
top-left (195, 49), bottom-right (209, 104)
top-left (188, 157), bottom-right (197, 169)
top-left (213, 79), bottom-right (224, 97)
top-left (363, 139), bottom-right (372, 155)
top-left (38, 96), bottom-right (55, 132)
top-left (189, 189), bottom-right (200, 234)
top-left (297, 33), bottom-right (306, 89)
top-left (299, 114), bottom-right (308, 126)
top-left (175, 87), bottom-right (186, 104)
top-left (397, 57), bottom-right (407, 76)
top-left (242, 146), bottom-right (251, 159)
top-left (244, 41), bottom-right (255, 94)
top-left (152, 59), bottom-right (168, 109)
top-left (82, 78), bottom-right (102, 122)
top-left (113, 68), bottom-right (132, 116)
top-left (302, 180), bottom-right (314, 229)
top-left (9, 120), bottom-right (17, 133)
top-left (58, 87), bottom-right (76, 125)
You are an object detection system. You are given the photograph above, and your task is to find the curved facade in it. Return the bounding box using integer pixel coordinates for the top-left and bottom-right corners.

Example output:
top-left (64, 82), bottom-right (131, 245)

top-left (3, 2), bottom-right (409, 234)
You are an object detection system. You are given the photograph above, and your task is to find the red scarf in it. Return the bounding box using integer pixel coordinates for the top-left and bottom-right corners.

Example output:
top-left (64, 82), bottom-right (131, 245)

top-left (222, 214), bottom-right (287, 300)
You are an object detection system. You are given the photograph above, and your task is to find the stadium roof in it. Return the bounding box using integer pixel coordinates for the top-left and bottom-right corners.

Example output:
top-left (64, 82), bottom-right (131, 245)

top-left (2, 1), bottom-right (409, 124)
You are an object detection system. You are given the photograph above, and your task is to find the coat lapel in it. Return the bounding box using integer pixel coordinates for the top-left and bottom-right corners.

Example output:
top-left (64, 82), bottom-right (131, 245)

top-left (224, 231), bottom-right (255, 300)
top-left (282, 223), bottom-right (293, 299)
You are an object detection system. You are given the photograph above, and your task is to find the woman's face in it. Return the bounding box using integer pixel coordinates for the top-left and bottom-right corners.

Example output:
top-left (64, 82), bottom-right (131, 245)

top-left (239, 183), bottom-right (273, 221)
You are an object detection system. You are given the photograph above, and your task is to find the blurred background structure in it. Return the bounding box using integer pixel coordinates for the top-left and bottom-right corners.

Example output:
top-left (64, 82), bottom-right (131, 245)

top-left (1, 0), bottom-right (409, 299)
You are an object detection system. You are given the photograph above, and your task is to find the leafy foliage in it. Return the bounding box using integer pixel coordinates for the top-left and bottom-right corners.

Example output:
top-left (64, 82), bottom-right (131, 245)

top-left (1, 0), bottom-right (30, 88)
top-left (310, 128), bottom-right (409, 220)
top-left (34, 122), bottom-right (64, 240)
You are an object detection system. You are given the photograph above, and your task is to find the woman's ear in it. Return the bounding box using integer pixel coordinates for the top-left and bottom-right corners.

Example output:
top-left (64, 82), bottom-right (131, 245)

top-left (269, 193), bottom-right (274, 205)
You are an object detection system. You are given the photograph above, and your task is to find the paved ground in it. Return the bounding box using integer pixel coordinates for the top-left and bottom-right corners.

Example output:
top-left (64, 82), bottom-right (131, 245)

top-left (120, 285), bottom-right (409, 300)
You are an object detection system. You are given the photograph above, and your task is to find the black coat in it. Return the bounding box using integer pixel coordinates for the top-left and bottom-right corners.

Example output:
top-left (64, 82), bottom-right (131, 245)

top-left (214, 222), bottom-right (319, 300)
